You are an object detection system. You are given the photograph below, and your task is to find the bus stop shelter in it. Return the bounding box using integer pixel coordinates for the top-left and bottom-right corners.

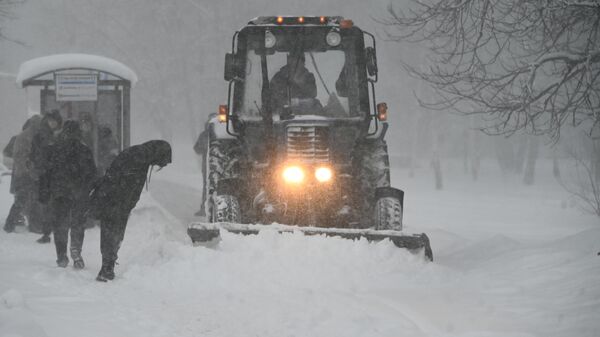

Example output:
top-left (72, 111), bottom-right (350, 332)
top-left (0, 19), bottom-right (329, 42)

top-left (15, 53), bottom-right (138, 171)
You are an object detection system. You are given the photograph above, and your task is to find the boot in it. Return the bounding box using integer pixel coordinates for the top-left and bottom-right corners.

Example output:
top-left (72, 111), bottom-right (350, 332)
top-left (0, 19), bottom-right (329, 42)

top-left (36, 234), bottom-right (51, 243)
top-left (71, 249), bottom-right (85, 270)
top-left (96, 259), bottom-right (115, 282)
top-left (56, 255), bottom-right (69, 268)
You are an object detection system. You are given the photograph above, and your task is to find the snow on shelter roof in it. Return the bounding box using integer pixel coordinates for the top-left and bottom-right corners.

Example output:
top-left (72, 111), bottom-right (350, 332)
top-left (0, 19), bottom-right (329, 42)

top-left (16, 53), bottom-right (138, 87)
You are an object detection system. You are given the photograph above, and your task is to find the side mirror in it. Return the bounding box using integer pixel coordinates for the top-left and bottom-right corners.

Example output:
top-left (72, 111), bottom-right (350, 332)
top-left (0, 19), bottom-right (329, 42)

top-left (224, 53), bottom-right (237, 82)
top-left (365, 47), bottom-right (378, 78)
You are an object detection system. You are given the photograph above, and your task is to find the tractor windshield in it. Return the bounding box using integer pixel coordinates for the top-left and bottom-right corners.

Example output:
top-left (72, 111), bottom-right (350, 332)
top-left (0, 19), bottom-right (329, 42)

top-left (235, 27), bottom-right (365, 119)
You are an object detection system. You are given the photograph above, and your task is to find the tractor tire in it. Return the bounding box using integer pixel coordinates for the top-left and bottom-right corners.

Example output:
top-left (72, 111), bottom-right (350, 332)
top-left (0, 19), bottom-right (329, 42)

top-left (211, 195), bottom-right (241, 223)
top-left (355, 139), bottom-right (391, 227)
top-left (374, 197), bottom-right (403, 231)
top-left (207, 139), bottom-right (242, 199)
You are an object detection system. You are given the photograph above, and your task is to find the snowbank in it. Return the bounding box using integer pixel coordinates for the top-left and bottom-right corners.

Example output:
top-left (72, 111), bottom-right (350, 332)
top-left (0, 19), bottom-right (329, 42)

top-left (0, 160), bottom-right (599, 337)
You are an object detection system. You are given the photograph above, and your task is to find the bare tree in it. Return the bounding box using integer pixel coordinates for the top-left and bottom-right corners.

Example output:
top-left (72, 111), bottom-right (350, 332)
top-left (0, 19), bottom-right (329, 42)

top-left (381, 0), bottom-right (600, 142)
top-left (560, 134), bottom-right (600, 216)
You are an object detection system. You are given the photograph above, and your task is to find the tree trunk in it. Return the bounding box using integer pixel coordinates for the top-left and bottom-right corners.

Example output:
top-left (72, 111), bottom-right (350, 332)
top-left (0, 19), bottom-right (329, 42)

top-left (432, 134), bottom-right (443, 190)
top-left (471, 137), bottom-right (481, 181)
top-left (523, 136), bottom-right (539, 185)
top-left (593, 139), bottom-right (600, 187)
top-left (552, 149), bottom-right (561, 181)
top-left (462, 129), bottom-right (469, 175)
top-left (408, 111), bottom-right (418, 178)
top-left (514, 133), bottom-right (527, 174)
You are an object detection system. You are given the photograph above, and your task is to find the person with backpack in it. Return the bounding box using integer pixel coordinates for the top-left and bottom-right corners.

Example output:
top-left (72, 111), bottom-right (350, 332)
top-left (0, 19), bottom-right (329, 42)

top-left (40, 120), bottom-right (96, 268)
top-left (3, 116), bottom-right (42, 233)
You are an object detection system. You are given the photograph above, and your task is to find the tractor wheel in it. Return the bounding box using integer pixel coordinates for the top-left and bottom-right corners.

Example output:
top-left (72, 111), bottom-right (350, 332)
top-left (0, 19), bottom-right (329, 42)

top-left (374, 196), bottom-right (403, 231)
top-left (211, 194), bottom-right (241, 223)
top-left (356, 139), bottom-right (391, 227)
top-left (207, 139), bottom-right (242, 198)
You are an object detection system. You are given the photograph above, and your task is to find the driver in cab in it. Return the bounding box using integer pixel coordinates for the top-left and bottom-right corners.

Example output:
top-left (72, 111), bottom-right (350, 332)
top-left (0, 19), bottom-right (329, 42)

top-left (269, 51), bottom-right (319, 115)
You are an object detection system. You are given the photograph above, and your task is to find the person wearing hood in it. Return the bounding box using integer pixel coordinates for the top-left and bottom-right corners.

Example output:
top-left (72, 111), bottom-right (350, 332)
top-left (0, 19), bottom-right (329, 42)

top-left (40, 120), bottom-right (96, 268)
top-left (97, 125), bottom-right (119, 175)
top-left (193, 113), bottom-right (216, 217)
top-left (269, 51), bottom-right (318, 115)
top-left (31, 109), bottom-right (63, 243)
top-left (88, 140), bottom-right (171, 282)
top-left (3, 115), bottom-right (42, 233)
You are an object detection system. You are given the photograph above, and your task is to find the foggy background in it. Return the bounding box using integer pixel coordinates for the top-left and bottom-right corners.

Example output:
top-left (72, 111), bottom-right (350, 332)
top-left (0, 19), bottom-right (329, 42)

top-left (0, 1), bottom-right (482, 150)
top-left (0, 0), bottom-right (593, 197)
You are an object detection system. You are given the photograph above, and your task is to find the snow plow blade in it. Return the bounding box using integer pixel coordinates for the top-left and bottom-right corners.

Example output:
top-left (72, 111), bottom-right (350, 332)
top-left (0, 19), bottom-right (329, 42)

top-left (188, 222), bottom-right (433, 261)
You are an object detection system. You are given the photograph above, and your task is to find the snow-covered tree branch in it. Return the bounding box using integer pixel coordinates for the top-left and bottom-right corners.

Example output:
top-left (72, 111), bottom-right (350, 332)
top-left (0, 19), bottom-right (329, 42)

top-left (382, 0), bottom-right (600, 142)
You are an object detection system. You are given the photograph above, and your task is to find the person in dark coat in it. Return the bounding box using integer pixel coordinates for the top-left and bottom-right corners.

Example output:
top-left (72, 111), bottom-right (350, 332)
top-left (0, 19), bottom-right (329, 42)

top-left (3, 116), bottom-right (42, 233)
top-left (193, 114), bottom-right (216, 217)
top-left (88, 140), bottom-right (171, 281)
top-left (269, 52), bottom-right (318, 114)
top-left (40, 121), bottom-right (96, 268)
top-left (78, 111), bottom-right (94, 149)
top-left (97, 125), bottom-right (119, 175)
top-left (31, 110), bottom-right (63, 243)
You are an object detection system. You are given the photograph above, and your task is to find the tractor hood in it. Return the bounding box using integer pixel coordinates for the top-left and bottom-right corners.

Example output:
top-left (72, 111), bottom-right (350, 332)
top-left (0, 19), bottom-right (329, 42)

top-left (239, 117), bottom-right (366, 167)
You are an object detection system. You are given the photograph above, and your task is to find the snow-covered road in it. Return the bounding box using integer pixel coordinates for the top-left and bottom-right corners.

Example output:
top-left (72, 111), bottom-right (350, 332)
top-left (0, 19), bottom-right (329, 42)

top-left (1, 159), bottom-right (599, 337)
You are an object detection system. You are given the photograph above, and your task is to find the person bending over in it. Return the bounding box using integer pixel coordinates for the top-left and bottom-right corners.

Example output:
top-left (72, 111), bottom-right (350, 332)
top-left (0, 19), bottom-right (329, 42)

top-left (88, 140), bottom-right (171, 282)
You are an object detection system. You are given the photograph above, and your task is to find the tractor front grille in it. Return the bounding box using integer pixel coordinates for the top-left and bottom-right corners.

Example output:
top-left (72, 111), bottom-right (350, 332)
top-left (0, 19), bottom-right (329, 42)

top-left (286, 125), bottom-right (330, 163)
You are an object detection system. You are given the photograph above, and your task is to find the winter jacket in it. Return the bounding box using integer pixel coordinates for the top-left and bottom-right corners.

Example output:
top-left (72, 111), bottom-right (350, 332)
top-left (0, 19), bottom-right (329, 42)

top-left (31, 123), bottom-right (57, 179)
top-left (194, 114), bottom-right (217, 156)
top-left (3, 136), bottom-right (16, 159)
top-left (269, 64), bottom-right (317, 113)
top-left (40, 121), bottom-right (97, 203)
top-left (194, 129), bottom-right (208, 156)
top-left (97, 126), bottom-right (119, 174)
top-left (10, 116), bottom-right (42, 194)
top-left (88, 140), bottom-right (172, 220)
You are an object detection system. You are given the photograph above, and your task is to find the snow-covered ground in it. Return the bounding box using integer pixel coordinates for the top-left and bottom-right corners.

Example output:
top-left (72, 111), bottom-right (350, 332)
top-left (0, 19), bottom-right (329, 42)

top-left (0, 157), bottom-right (599, 337)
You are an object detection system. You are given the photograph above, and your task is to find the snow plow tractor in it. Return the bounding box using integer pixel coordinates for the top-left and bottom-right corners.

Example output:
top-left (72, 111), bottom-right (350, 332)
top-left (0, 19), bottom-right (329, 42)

top-left (188, 16), bottom-right (432, 261)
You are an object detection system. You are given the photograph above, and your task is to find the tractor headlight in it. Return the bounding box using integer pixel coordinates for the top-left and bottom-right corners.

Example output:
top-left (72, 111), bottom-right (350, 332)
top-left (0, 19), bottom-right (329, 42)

top-left (265, 30), bottom-right (277, 49)
top-left (283, 166), bottom-right (305, 184)
top-left (315, 167), bottom-right (333, 183)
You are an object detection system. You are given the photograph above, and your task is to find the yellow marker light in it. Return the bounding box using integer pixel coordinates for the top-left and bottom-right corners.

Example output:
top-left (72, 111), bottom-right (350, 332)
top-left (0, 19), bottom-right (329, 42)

top-left (276, 16), bottom-right (284, 24)
top-left (283, 166), bottom-right (305, 184)
top-left (218, 105), bottom-right (228, 123)
top-left (315, 167), bottom-right (333, 183)
top-left (340, 19), bottom-right (354, 29)
top-left (298, 16), bottom-right (305, 24)
top-left (320, 16), bottom-right (327, 24)
top-left (376, 102), bottom-right (388, 121)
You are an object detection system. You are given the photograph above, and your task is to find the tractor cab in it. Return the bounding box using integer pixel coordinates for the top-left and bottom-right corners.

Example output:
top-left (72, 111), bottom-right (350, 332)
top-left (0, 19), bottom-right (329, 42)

top-left (222, 16), bottom-right (385, 132)
top-left (16, 54), bottom-right (137, 173)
